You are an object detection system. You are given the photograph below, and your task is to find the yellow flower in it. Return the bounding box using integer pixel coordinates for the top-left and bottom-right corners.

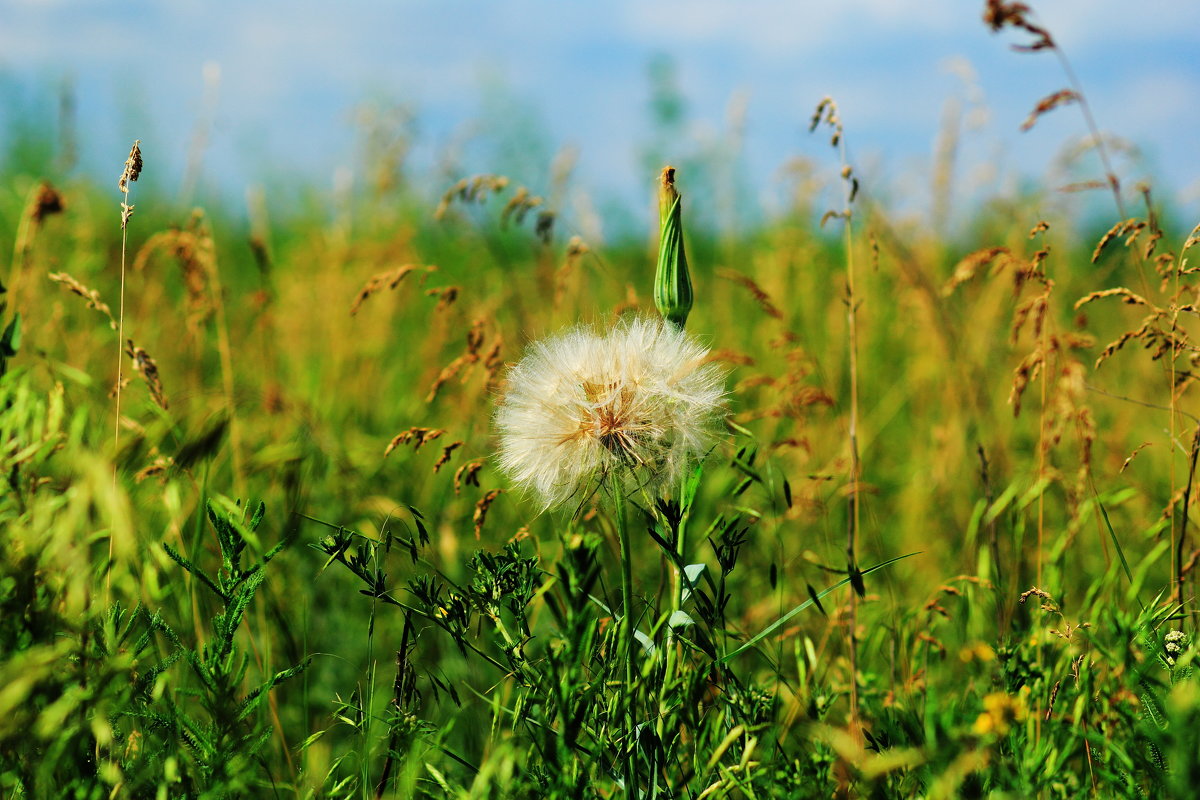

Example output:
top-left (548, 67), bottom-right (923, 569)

top-left (958, 642), bottom-right (996, 663)
top-left (974, 692), bottom-right (1028, 736)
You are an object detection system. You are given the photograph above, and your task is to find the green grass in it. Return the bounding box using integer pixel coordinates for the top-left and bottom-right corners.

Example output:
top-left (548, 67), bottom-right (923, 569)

top-left (2, 63), bottom-right (1200, 798)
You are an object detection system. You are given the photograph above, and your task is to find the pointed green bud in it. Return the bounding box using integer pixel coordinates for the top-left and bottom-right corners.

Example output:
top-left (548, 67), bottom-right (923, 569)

top-left (654, 166), bottom-right (693, 329)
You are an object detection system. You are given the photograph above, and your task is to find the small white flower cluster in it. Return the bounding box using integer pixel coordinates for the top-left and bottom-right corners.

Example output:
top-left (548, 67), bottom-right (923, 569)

top-left (1165, 630), bottom-right (1187, 667)
top-left (495, 316), bottom-right (726, 511)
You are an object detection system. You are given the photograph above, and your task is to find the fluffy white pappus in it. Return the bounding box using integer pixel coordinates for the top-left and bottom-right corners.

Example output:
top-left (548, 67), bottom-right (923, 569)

top-left (495, 316), bottom-right (727, 511)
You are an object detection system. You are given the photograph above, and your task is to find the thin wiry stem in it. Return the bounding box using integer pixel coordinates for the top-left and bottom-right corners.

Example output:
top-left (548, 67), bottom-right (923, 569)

top-left (1050, 49), bottom-right (1125, 220)
top-left (811, 95), bottom-right (864, 739)
top-left (835, 109), bottom-right (862, 739)
top-left (114, 216), bottom-right (127, 474)
top-left (612, 484), bottom-right (639, 799)
top-left (111, 140), bottom-right (141, 596)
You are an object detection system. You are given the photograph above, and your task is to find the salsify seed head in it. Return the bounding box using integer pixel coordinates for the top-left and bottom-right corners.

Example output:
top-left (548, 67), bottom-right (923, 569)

top-left (495, 316), bottom-right (726, 511)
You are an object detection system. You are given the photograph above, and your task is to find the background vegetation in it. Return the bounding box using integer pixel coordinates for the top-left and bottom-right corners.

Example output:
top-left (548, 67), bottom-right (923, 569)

top-left (2, 6), bottom-right (1200, 797)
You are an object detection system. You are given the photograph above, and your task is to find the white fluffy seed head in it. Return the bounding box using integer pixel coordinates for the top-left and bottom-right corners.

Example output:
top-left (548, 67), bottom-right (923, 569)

top-left (494, 316), bottom-right (726, 511)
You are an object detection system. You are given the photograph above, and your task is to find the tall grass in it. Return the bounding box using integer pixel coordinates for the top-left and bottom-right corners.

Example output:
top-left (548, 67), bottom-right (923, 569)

top-left (2, 7), bottom-right (1200, 798)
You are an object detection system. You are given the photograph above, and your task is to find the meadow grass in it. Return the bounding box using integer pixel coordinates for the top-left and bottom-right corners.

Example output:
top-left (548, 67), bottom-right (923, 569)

top-left (3, 12), bottom-right (1200, 797)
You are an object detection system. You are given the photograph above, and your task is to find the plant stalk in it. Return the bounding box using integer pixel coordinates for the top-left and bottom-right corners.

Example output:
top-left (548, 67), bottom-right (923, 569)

top-left (612, 485), bottom-right (639, 798)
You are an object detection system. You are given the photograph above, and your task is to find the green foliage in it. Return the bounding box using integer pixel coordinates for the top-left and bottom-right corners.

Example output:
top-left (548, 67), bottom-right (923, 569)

top-left (0, 383), bottom-right (306, 797)
top-left (3, 53), bottom-right (1200, 798)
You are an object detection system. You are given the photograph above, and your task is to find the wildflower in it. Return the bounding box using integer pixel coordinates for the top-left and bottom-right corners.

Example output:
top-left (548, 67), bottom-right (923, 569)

top-left (495, 316), bottom-right (725, 510)
top-left (973, 691), bottom-right (1028, 736)
top-left (1165, 630), bottom-right (1186, 667)
top-left (958, 642), bottom-right (996, 663)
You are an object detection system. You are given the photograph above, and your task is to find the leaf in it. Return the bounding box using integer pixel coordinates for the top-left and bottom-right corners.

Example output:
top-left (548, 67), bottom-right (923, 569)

top-left (175, 415), bottom-right (229, 470)
top-left (161, 542), bottom-right (228, 602)
top-left (0, 313), bottom-right (21, 357)
top-left (1090, 480), bottom-right (1142, 610)
top-left (681, 563), bottom-right (706, 604)
top-left (668, 610), bottom-right (695, 629)
top-left (721, 552), bottom-right (920, 662)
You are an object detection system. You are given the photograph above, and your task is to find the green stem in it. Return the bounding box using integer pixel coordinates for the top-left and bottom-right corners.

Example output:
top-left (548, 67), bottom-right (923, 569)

top-left (656, 477), bottom-right (689, 787)
top-left (612, 485), bottom-right (639, 798)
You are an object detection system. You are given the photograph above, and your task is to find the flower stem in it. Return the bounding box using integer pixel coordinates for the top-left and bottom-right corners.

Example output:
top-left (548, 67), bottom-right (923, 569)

top-left (612, 485), bottom-right (639, 798)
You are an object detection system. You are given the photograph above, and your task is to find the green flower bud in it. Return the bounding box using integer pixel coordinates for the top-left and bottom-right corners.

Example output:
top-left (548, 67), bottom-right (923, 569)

top-left (654, 166), bottom-right (693, 329)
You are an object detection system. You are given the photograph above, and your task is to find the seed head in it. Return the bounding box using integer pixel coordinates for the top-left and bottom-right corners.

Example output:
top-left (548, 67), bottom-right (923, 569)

top-left (495, 316), bottom-right (725, 510)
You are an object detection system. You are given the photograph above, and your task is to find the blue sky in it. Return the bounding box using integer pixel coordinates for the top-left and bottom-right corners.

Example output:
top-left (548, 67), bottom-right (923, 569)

top-left (2, 0), bottom-right (1198, 236)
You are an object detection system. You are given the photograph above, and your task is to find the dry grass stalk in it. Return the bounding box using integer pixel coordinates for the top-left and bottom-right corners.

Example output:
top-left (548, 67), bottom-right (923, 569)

top-left (717, 268), bottom-right (783, 319)
top-left (533, 210), bottom-right (556, 244)
top-left (426, 286), bottom-right (459, 312)
top-left (1020, 89), bottom-right (1079, 132)
top-left (501, 186), bottom-right (542, 226)
top-left (811, 93), bottom-right (866, 736)
top-left (118, 139), bottom-right (142, 229)
top-left (986, 0), bottom-right (1125, 224)
top-left (482, 337), bottom-right (504, 383)
top-left (11, 182), bottom-right (67, 283)
top-left (30, 181), bottom-right (65, 225)
top-left (425, 354), bottom-right (476, 403)
top-left (809, 96), bottom-right (842, 147)
top-left (1091, 313), bottom-right (1158, 369)
top-left (1009, 350), bottom-right (1043, 419)
top-left (1048, 360), bottom-right (1095, 477)
top-left (350, 264), bottom-right (437, 315)
top-left (1074, 287), bottom-right (1154, 311)
top-left (1009, 279), bottom-right (1052, 345)
top-left (942, 246), bottom-right (1019, 295)
top-left (122, 339), bottom-right (168, 410)
top-left (1091, 219), bottom-right (1144, 263)
top-left (133, 215), bottom-right (215, 333)
top-left (134, 455), bottom-right (175, 483)
top-left (554, 236), bottom-right (590, 308)
top-left (434, 174), bottom-right (510, 220)
top-left (705, 349), bottom-right (755, 367)
top-left (425, 319), bottom-right (502, 403)
top-left (1181, 547), bottom-right (1200, 583)
top-left (49, 272), bottom-right (118, 329)
top-left (472, 489), bottom-right (504, 539)
top-left (1119, 442), bottom-right (1152, 473)
top-left (426, 357), bottom-right (471, 403)
top-left (983, 1), bottom-right (1054, 50)
top-left (1183, 224), bottom-right (1200, 253)
top-left (109, 140), bottom-right (143, 599)
top-left (433, 441), bottom-right (464, 473)
top-left (384, 427), bottom-right (446, 458)
top-left (118, 140), bottom-right (143, 191)
top-left (454, 459), bottom-right (484, 495)
top-left (1057, 180), bottom-right (1109, 193)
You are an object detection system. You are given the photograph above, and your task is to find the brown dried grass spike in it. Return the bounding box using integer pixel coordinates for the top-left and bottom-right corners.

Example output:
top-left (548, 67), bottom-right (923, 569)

top-left (454, 459), bottom-right (485, 495)
top-left (473, 489), bottom-right (504, 539)
top-left (717, 268), bottom-right (783, 319)
top-left (433, 442), bottom-right (464, 473)
top-left (49, 272), bottom-right (117, 329)
top-left (350, 264), bottom-right (437, 315)
top-left (384, 427), bottom-right (446, 458)
top-left (124, 339), bottom-right (168, 410)
top-left (1020, 89), bottom-right (1079, 132)
top-left (1073, 287), bottom-right (1155, 311)
top-left (427, 286), bottom-right (460, 312)
top-left (118, 139), bottom-right (143, 194)
top-left (1091, 219), bottom-right (1139, 263)
top-left (942, 247), bottom-right (1011, 295)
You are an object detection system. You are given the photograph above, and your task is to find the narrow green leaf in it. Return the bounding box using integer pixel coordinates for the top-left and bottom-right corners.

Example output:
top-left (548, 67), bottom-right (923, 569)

top-left (721, 552), bottom-right (920, 662)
